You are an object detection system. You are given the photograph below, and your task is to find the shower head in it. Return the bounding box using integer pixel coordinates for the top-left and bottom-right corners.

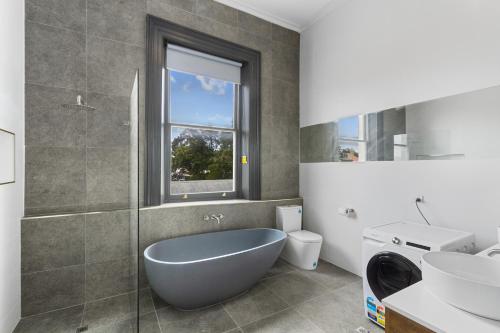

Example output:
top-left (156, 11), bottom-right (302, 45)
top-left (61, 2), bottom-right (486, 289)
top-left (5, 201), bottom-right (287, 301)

top-left (61, 95), bottom-right (96, 111)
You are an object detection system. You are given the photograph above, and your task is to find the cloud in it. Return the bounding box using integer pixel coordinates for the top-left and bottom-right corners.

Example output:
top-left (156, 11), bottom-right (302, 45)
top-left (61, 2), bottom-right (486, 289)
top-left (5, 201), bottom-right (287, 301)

top-left (207, 113), bottom-right (233, 127)
top-left (182, 82), bottom-right (191, 92)
top-left (196, 75), bottom-right (227, 95)
top-left (170, 75), bottom-right (176, 83)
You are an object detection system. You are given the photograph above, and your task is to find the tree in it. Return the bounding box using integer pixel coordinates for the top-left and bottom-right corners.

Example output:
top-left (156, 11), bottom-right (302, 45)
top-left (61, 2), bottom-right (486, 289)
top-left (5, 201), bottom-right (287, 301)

top-left (171, 128), bottom-right (233, 181)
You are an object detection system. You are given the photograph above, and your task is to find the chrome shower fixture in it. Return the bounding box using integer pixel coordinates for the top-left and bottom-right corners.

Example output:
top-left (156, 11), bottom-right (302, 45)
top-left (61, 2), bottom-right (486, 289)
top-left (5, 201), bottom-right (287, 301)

top-left (61, 95), bottom-right (96, 111)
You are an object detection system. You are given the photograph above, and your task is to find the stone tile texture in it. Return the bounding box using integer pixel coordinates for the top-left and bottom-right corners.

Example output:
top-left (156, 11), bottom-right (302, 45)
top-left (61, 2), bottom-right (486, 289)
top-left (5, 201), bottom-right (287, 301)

top-left (22, 0), bottom-right (301, 320)
top-left (15, 259), bottom-right (381, 333)
top-left (25, 0), bottom-right (300, 216)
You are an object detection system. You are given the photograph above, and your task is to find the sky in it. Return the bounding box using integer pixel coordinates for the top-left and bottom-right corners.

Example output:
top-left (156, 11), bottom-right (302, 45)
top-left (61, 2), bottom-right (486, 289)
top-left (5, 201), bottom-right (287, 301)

top-left (169, 70), bottom-right (235, 129)
top-left (338, 115), bottom-right (360, 139)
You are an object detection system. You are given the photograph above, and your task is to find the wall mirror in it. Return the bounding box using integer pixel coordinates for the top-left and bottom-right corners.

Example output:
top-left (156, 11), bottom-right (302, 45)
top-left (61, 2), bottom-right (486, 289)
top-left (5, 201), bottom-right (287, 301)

top-left (0, 128), bottom-right (15, 184)
top-left (300, 84), bottom-right (500, 163)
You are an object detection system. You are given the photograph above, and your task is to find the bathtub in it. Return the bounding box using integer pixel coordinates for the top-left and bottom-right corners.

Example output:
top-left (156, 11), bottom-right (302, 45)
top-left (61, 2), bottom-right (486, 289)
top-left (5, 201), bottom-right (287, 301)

top-left (144, 228), bottom-right (287, 310)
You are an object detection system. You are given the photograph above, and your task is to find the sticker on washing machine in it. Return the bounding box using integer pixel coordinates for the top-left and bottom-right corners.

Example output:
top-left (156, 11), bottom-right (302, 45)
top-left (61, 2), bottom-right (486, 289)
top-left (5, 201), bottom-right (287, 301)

top-left (376, 305), bottom-right (385, 317)
top-left (377, 313), bottom-right (385, 327)
top-left (377, 305), bottom-right (386, 327)
top-left (366, 297), bottom-right (377, 313)
top-left (367, 311), bottom-right (377, 322)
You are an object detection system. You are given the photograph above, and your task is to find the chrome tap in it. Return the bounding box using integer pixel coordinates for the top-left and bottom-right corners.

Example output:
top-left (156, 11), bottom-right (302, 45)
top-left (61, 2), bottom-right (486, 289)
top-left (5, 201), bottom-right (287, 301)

top-left (203, 213), bottom-right (224, 224)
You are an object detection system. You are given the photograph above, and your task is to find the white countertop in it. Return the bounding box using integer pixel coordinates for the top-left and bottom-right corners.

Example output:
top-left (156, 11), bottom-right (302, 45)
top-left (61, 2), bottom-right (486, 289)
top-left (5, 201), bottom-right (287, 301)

top-left (383, 282), bottom-right (500, 333)
top-left (383, 244), bottom-right (500, 333)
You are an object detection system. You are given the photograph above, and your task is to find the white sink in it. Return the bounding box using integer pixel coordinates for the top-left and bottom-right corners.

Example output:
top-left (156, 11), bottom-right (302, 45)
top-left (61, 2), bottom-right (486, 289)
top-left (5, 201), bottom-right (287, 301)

top-left (422, 251), bottom-right (500, 320)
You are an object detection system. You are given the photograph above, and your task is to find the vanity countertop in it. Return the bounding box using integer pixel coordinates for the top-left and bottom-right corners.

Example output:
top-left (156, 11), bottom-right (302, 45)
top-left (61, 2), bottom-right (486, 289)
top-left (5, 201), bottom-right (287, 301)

top-left (383, 245), bottom-right (500, 333)
top-left (383, 282), bottom-right (500, 333)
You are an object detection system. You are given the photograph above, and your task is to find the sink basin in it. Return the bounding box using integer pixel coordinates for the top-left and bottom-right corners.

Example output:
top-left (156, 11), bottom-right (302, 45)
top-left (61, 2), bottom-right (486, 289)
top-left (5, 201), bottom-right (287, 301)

top-left (422, 251), bottom-right (500, 320)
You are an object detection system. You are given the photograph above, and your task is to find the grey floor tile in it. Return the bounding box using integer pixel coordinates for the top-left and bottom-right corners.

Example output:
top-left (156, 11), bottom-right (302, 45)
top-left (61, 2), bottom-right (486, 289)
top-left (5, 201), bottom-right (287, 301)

top-left (151, 289), bottom-right (169, 311)
top-left (263, 258), bottom-right (295, 279)
top-left (83, 290), bottom-right (154, 329)
top-left (240, 308), bottom-right (322, 333)
top-left (296, 259), bottom-right (361, 291)
top-left (26, 0), bottom-right (86, 32)
top-left (22, 214), bottom-right (85, 273)
top-left (135, 312), bottom-right (162, 333)
top-left (21, 266), bottom-right (85, 316)
top-left (90, 312), bottom-right (162, 333)
top-left (295, 281), bottom-right (381, 333)
top-left (14, 305), bottom-right (83, 333)
top-left (262, 271), bottom-right (329, 306)
top-left (156, 304), bottom-right (237, 333)
top-left (87, 319), bottom-right (134, 333)
top-left (223, 283), bottom-right (288, 327)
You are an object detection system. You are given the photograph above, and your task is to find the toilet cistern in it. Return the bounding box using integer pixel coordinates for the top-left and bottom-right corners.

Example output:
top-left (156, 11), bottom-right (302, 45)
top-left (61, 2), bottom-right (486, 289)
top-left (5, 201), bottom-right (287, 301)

top-left (276, 205), bottom-right (323, 270)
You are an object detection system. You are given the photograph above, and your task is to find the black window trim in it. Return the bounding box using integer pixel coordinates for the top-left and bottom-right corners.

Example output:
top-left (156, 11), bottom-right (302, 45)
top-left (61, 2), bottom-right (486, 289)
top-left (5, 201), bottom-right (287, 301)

top-left (145, 15), bottom-right (261, 205)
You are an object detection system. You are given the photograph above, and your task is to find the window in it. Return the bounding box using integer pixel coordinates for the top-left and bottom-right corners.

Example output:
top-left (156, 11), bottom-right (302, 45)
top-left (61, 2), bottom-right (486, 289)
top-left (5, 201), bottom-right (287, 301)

top-left (146, 16), bottom-right (261, 205)
top-left (336, 115), bottom-right (367, 162)
top-left (164, 46), bottom-right (242, 201)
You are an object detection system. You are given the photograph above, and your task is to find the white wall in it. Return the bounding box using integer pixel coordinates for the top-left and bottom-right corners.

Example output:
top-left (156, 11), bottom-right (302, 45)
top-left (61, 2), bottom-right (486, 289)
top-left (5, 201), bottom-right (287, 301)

top-left (405, 85), bottom-right (500, 160)
top-left (300, 0), bottom-right (500, 275)
top-left (0, 0), bottom-right (24, 331)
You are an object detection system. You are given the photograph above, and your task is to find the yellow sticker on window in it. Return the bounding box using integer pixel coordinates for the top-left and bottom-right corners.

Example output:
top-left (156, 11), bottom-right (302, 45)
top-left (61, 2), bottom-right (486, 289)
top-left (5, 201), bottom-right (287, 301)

top-left (241, 155), bottom-right (248, 164)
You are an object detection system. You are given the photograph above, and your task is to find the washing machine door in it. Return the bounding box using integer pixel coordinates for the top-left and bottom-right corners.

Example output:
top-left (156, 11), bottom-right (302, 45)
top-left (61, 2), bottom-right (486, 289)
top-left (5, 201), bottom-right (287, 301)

top-left (366, 251), bottom-right (422, 301)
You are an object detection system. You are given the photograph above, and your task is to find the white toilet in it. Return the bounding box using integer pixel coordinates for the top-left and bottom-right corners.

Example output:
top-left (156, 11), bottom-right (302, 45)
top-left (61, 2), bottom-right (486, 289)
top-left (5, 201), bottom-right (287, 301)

top-left (276, 205), bottom-right (323, 270)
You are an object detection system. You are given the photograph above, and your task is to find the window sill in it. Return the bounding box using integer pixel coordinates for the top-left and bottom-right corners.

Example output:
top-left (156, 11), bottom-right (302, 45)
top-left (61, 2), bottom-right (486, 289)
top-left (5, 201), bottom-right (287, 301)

top-left (141, 199), bottom-right (251, 210)
top-left (140, 198), bottom-right (302, 211)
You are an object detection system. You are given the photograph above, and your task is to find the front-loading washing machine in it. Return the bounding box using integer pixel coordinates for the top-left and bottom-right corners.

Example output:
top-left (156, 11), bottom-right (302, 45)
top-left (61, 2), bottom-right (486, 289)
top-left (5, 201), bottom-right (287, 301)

top-left (362, 221), bottom-right (474, 328)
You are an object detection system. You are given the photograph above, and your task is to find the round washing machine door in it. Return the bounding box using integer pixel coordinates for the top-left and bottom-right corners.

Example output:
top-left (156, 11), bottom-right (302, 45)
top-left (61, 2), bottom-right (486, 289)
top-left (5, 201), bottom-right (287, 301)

top-left (366, 251), bottom-right (422, 301)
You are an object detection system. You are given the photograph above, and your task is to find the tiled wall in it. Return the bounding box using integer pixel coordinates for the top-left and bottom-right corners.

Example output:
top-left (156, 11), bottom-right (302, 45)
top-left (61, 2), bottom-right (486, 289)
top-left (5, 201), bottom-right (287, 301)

top-left (21, 198), bottom-right (302, 317)
top-left (25, 0), bottom-right (300, 216)
top-left (22, 0), bottom-right (300, 317)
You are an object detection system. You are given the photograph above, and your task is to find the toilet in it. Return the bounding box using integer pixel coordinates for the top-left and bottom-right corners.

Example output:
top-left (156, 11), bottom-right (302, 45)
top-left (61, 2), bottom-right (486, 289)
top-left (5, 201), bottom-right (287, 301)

top-left (276, 205), bottom-right (323, 270)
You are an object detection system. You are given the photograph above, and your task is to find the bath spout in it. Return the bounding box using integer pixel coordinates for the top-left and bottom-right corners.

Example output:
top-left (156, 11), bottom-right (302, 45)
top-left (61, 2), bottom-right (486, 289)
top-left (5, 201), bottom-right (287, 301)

top-left (211, 214), bottom-right (224, 224)
top-left (203, 213), bottom-right (224, 224)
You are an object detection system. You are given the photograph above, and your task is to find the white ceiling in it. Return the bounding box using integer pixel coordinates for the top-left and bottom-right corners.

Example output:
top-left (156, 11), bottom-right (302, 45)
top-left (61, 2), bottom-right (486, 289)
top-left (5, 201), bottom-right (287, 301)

top-left (215, 0), bottom-right (348, 32)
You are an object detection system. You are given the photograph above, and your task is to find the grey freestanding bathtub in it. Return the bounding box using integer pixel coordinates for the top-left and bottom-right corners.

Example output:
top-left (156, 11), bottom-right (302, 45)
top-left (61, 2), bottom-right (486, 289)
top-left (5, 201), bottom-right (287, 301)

top-left (144, 228), bottom-right (286, 310)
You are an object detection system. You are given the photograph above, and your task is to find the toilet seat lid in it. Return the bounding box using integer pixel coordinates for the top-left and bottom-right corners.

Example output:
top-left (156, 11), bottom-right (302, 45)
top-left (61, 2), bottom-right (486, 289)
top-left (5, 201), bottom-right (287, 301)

top-left (288, 230), bottom-right (322, 243)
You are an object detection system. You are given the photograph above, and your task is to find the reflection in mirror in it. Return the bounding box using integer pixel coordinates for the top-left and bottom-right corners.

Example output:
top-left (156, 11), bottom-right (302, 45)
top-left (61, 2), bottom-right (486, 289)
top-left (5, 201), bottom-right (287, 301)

top-left (300, 85), bottom-right (500, 163)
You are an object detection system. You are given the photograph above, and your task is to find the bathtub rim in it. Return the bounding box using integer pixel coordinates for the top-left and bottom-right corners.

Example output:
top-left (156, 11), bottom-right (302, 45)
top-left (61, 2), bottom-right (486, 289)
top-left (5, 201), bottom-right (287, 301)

top-left (144, 227), bottom-right (286, 265)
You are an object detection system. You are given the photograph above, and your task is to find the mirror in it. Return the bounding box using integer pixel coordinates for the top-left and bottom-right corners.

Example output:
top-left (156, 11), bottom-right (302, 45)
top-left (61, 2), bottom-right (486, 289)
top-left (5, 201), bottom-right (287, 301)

top-left (300, 84), bottom-right (500, 163)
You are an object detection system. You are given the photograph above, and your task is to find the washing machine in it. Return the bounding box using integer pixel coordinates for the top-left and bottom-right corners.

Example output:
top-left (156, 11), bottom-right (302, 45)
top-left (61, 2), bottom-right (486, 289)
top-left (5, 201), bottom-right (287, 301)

top-left (362, 221), bottom-right (474, 328)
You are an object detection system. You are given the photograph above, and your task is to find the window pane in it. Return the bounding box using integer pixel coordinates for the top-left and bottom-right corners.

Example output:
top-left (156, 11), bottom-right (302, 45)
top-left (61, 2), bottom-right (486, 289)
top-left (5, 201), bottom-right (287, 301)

top-left (169, 70), bottom-right (235, 128)
top-left (170, 127), bottom-right (234, 195)
top-left (336, 141), bottom-right (367, 162)
top-left (339, 115), bottom-right (364, 139)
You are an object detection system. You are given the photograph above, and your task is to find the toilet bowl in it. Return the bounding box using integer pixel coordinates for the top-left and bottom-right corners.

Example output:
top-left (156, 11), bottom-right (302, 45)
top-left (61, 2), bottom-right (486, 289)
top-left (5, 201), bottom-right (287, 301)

top-left (276, 206), bottom-right (323, 270)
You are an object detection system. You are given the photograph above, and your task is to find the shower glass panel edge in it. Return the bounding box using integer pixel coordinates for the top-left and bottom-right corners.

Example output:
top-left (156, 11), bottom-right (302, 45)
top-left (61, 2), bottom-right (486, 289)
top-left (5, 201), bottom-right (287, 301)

top-left (129, 69), bottom-right (140, 332)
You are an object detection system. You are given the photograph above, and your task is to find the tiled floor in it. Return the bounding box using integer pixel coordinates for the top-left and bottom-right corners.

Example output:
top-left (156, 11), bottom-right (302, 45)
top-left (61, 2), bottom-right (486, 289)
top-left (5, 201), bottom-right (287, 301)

top-left (14, 259), bottom-right (383, 333)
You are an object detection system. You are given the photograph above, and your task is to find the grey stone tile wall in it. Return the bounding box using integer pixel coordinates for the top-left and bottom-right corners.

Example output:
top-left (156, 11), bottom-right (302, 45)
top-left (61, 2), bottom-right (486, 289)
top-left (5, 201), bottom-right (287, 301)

top-left (23, 0), bottom-right (301, 318)
top-left (25, 0), bottom-right (300, 215)
top-left (20, 198), bottom-right (302, 316)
